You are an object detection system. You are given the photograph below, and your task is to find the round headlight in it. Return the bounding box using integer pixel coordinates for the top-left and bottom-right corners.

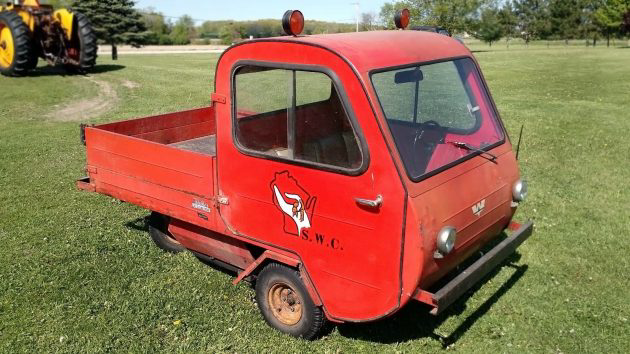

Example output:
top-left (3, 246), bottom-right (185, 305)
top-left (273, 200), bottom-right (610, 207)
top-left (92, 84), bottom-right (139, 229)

top-left (436, 226), bottom-right (457, 255)
top-left (512, 179), bottom-right (528, 202)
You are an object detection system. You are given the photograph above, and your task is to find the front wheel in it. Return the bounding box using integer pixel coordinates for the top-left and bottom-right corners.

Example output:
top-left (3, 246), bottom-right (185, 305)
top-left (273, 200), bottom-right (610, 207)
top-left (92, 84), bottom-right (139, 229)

top-left (255, 263), bottom-right (326, 339)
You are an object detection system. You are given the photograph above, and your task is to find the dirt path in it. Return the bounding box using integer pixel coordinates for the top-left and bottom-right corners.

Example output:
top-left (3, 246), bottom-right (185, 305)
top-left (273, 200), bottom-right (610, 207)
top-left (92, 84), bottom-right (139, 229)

top-left (47, 77), bottom-right (118, 122)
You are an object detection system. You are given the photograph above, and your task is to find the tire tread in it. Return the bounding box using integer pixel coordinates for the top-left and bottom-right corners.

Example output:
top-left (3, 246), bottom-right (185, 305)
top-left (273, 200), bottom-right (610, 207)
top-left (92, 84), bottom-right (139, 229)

top-left (0, 11), bottom-right (34, 76)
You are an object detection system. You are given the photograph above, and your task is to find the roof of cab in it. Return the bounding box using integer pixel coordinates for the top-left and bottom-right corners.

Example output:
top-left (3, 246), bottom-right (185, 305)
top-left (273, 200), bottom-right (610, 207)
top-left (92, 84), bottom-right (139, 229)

top-left (250, 30), bottom-right (472, 74)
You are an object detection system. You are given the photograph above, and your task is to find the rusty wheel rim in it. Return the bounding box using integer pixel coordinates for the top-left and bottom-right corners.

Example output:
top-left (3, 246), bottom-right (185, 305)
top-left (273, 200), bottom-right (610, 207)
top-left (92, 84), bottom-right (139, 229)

top-left (267, 281), bottom-right (302, 325)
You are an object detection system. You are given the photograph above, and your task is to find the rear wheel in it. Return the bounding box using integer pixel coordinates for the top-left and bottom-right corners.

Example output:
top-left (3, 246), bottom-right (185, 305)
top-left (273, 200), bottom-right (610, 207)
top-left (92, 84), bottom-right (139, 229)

top-left (255, 263), bottom-right (326, 339)
top-left (148, 212), bottom-right (185, 253)
top-left (65, 11), bottom-right (97, 73)
top-left (0, 11), bottom-right (34, 77)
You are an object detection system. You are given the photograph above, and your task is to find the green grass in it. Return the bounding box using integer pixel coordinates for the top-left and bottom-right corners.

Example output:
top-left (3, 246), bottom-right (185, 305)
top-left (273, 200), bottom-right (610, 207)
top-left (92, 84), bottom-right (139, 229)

top-left (1, 46), bottom-right (629, 352)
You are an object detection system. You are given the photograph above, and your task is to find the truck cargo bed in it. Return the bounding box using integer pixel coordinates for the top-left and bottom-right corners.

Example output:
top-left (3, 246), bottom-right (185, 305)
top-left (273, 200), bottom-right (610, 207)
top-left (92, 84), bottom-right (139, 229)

top-left (80, 106), bottom-right (218, 229)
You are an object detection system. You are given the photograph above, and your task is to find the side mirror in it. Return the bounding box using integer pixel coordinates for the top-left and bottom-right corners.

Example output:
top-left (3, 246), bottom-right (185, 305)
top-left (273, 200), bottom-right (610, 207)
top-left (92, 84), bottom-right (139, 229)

top-left (394, 68), bottom-right (423, 84)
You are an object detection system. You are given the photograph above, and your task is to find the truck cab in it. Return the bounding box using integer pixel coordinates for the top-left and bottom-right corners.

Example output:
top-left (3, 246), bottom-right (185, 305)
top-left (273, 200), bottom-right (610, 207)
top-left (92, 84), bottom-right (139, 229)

top-left (78, 10), bottom-right (532, 339)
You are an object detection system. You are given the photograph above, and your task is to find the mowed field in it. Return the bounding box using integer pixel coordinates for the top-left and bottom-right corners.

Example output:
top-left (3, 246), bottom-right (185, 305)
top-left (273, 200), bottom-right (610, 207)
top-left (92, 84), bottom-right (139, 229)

top-left (1, 45), bottom-right (629, 352)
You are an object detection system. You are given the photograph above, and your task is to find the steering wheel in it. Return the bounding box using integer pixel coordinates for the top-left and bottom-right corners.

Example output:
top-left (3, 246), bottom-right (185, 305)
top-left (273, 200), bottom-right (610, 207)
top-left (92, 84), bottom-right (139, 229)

top-left (422, 120), bottom-right (443, 128)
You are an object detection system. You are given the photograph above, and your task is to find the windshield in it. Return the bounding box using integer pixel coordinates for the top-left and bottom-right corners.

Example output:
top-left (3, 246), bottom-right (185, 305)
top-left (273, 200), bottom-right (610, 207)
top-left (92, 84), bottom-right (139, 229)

top-left (371, 58), bottom-right (504, 180)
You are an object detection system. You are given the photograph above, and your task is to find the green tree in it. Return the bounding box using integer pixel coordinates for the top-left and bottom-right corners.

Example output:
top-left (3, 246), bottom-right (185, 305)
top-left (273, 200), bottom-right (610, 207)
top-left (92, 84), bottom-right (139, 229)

top-left (432, 0), bottom-right (490, 34)
top-left (141, 8), bottom-right (172, 45)
top-left (219, 25), bottom-right (239, 45)
top-left (549, 0), bottom-right (583, 43)
top-left (379, 1), bottom-right (411, 29)
top-left (595, 0), bottom-right (630, 46)
top-left (580, 0), bottom-right (604, 46)
top-left (379, 0), bottom-right (489, 34)
top-left (498, 1), bottom-right (519, 46)
top-left (514, 0), bottom-right (552, 44)
top-left (71, 0), bottom-right (147, 60)
top-left (474, 7), bottom-right (504, 46)
top-left (170, 15), bottom-right (196, 45)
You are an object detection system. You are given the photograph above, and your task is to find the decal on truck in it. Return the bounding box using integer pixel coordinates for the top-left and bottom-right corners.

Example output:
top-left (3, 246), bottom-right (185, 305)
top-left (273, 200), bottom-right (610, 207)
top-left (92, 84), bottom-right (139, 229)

top-left (472, 199), bottom-right (486, 217)
top-left (271, 171), bottom-right (317, 236)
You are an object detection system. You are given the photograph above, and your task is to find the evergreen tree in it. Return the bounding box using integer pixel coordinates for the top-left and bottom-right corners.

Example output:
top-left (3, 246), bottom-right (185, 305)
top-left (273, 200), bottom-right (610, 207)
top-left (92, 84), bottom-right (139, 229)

top-left (514, 0), bottom-right (552, 44)
top-left (71, 0), bottom-right (147, 60)
top-left (549, 0), bottom-right (584, 43)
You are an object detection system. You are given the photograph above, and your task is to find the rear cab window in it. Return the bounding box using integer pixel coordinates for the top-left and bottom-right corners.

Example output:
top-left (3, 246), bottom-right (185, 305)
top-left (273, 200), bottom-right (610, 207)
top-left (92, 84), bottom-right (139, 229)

top-left (233, 64), bottom-right (364, 172)
top-left (371, 57), bottom-right (505, 180)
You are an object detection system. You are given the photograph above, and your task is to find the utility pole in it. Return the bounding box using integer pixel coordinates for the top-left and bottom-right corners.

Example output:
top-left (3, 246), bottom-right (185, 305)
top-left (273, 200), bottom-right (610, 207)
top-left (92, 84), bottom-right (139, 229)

top-left (351, 2), bottom-right (360, 32)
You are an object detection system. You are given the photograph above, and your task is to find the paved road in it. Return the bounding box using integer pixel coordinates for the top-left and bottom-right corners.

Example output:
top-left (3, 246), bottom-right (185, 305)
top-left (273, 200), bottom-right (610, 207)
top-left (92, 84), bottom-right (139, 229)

top-left (98, 45), bottom-right (228, 55)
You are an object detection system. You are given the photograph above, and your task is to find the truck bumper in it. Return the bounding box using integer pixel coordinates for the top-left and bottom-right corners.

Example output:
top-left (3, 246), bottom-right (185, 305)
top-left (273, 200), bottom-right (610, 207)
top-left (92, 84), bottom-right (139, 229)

top-left (413, 220), bottom-right (534, 315)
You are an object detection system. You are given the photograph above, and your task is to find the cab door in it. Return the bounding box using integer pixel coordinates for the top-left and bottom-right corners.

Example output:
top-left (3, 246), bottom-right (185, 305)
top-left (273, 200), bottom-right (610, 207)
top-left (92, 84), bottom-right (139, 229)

top-left (213, 42), bottom-right (406, 321)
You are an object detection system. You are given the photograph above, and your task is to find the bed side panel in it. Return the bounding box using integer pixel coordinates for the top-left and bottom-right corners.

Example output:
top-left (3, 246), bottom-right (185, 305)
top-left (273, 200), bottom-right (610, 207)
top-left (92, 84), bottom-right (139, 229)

top-left (84, 127), bottom-right (216, 227)
top-left (96, 107), bottom-right (216, 144)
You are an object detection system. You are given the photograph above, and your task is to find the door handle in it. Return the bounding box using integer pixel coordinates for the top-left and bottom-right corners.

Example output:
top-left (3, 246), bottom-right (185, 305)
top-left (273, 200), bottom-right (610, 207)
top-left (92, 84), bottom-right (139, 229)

top-left (355, 195), bottom-right (383, 208)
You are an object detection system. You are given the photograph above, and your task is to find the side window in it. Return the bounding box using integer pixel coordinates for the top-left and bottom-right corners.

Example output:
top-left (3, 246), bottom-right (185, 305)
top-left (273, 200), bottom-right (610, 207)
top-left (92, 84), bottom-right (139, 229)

top-left (235, 67), bottom-right (290, 153)
top-left (234, 65), bottom-right (362, 170)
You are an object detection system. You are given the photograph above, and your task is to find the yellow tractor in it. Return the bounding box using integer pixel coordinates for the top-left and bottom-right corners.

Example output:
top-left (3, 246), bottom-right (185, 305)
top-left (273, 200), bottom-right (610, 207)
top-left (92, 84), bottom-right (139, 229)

top-left (0, 0), bottom-right (96, 76)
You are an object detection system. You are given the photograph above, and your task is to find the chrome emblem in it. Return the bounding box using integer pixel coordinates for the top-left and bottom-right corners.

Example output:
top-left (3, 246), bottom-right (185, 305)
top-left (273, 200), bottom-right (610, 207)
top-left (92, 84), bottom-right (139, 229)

top-left (192, 200), bottom-right (212, 212)
top-left (472, 199), bottom-right (486, 217)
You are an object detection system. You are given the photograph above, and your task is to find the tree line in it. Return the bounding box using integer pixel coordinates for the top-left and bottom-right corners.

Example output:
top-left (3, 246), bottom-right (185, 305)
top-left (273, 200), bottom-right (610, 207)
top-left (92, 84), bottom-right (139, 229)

top-left (379, 0), bottom-right (630, 46)
top-left (44, 0), bottom-right (355, 56)
top-left (140, 9), bottom-right (356, 46)
top-left (45, 0), bottom-right (630, 58)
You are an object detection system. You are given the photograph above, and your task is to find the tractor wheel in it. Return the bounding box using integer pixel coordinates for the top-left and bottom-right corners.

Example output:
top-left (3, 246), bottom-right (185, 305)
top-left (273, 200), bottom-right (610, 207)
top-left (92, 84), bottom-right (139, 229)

top-left (26, 51), bottom-right (38, 70)
top-left (65, 11), bottom-right (97, 73)
top-left (255, 263), bottom-right (326, 339)
top-left (148, 212), bottom-right (185, 253)
top-left (0, 11), bottom-right (34, 77)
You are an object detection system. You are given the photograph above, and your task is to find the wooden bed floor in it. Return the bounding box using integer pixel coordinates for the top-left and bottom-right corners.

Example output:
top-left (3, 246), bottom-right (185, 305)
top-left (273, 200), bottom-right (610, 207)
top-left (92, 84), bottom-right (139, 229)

top-left (169, 135), bottom-right (216, 156)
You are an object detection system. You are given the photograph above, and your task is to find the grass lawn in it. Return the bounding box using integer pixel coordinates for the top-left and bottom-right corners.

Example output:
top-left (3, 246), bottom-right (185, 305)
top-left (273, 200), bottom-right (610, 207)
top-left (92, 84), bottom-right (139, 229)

top-left (1, 45), bottom-right (629, 352)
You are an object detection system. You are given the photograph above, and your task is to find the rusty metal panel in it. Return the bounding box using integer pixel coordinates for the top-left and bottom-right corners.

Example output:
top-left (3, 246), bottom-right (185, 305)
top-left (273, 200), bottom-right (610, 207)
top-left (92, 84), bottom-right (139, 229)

top-left (169, 219), bottom-right (255, 270)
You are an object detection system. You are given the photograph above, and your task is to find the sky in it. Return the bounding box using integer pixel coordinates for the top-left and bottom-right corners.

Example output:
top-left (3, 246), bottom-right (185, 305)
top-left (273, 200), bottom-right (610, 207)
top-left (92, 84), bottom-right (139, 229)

top-left (135, 0), bottom-right (390, 24)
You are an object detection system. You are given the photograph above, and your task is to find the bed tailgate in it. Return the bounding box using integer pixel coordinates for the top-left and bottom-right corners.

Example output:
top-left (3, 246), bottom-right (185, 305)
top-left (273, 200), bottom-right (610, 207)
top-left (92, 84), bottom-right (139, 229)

top-left (77, 107), bottom-right (217, 228)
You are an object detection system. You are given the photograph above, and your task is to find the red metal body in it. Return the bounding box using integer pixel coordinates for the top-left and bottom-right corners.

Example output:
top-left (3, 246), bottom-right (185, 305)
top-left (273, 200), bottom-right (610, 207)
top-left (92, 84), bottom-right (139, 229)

top-left (78, 31), bottom-right (531, 323)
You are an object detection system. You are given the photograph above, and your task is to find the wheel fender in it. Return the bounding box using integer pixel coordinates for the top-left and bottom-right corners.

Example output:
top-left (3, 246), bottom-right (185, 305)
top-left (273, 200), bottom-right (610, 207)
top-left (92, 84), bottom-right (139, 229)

top-left (15, 10), bottom-right (35, 32)
top-left (232, 250), bottom-right (323, 307)
top-left (53, 9), bottom-right (74, 40)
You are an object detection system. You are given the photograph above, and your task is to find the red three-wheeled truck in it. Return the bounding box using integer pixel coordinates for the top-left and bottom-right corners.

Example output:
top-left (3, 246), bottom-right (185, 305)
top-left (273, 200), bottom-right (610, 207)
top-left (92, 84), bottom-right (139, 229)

top-left (77, 10), bottom-right (533, 339)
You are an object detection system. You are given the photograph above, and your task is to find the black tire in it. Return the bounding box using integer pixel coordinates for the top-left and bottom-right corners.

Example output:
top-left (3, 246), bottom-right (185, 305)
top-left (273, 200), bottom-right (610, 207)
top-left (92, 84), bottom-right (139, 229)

top-left (65, 11), bottom-right (97, 73)
top-left (255, 263), bottom-right (326, 339)
top-left (26, 51), bottom-right (38, 70)
top-left (148, 212), bottom-right (185, 253)
top-left (0, 11), bottom-right (34, 77)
